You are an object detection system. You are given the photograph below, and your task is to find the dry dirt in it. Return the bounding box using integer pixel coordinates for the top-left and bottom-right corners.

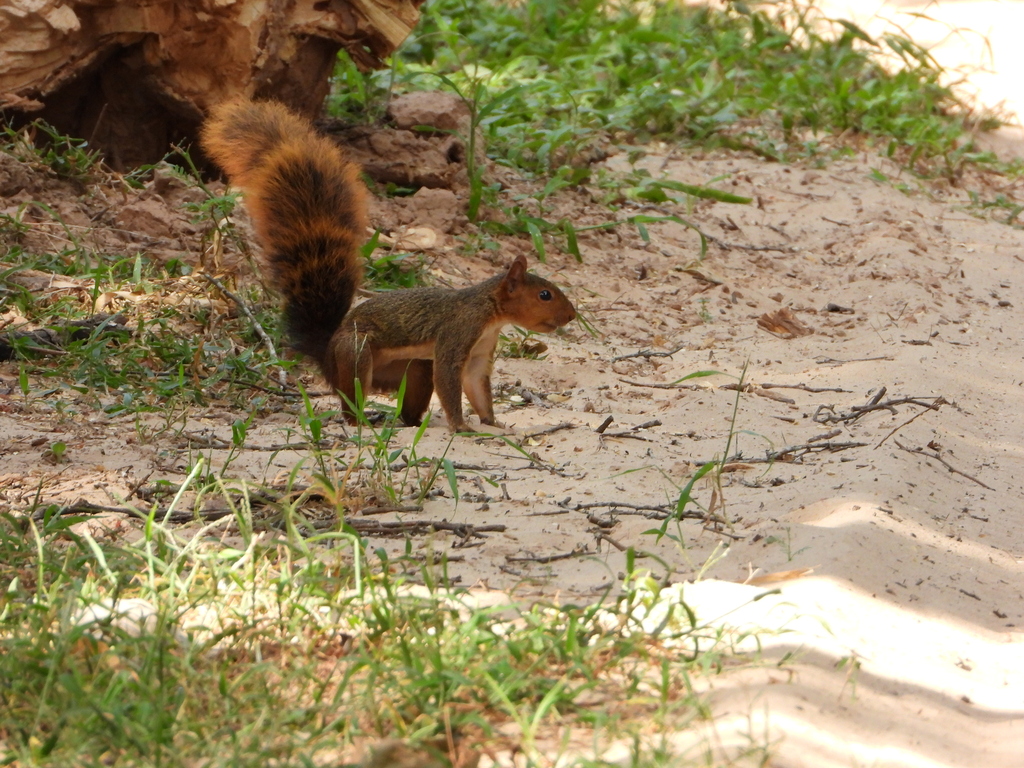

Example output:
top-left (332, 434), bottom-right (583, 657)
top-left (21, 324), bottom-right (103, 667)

top-left (4, 83), bottom-right (1024, 768)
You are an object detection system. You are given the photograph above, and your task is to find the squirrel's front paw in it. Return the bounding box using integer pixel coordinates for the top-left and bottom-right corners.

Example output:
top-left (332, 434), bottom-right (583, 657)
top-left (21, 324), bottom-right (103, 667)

top-left (477, 419), bottom-right (514, 435)
top-left (448, 418), bottom-right (511, 435)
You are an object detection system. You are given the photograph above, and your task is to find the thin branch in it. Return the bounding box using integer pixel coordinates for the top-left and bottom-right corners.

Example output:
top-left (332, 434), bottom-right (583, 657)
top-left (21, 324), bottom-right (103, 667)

top-left (761, 382), bottom-right (851, 393)
top-left (875, 397), bottom-right (947, 448)
top-left (815, 355), bottom-right (894, 366)
top-left (619, 378), bottom-right (704, 390)
top-left (358, 504), bottom-right (424, 516)
top-left (202, 273), bottom-right (287, 388)
top-left (612, 344), bottom-right (685, 363)
top-left (564, 499), bottom-right (709, 522)
top-left (595, 532), bottom-right (628, 551)
top-left (506, 547), bottom-right (587, 564)
top-left (601, 419), bottom-right (662, 441)
top-left (813, 389), bottom-right (944, 425)
top-left (893, 439), bottom-right (994, 491)
top-left (513, 386), bottom-right (551, 408)
top-left (692, 440), bottom-right (867, 466)
top-left (345, 519), bottom-right (507, 538)
top-left (522, 422), bottom-right (575, 439)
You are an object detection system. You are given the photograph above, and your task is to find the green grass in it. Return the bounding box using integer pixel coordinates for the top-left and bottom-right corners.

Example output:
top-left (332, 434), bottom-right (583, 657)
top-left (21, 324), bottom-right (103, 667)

top-left (1, 120), bottom-right (103, 183)
top-left (1, 250), bottom-right (289, 418)
top-left (327, 0), bottom-right (1016, 263)
top-left (0, 133), bottom-right (294, 418)
top-left (0, 501), bottom-right (744, 767)
top-left (333, 0), bottom-right (1003, 181)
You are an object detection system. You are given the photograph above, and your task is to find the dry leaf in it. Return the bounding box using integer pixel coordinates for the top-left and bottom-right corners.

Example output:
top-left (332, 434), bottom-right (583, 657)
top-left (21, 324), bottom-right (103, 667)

top-left (757, 307), bottom-right (814, 338)
top-left (746, 567), bottom-right (815, 586)
top-left (378, 226), bottom-right (439, 251)
top-left (682, 261), bottom-right (725, 285)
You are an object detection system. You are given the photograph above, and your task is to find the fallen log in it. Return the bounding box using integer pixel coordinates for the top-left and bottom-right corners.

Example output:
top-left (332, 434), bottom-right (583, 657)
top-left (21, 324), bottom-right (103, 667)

top-left (0, 0), bottom-right (425, 168)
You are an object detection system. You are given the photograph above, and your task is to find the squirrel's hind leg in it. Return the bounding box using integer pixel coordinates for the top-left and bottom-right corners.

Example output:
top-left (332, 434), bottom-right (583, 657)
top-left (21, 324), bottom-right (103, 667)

top-left (327, 332), bottom-right (373, 424)
top-left (399, 360), bottom-right (434, 427)
top-left (373, 359), bottom-right (435, 427)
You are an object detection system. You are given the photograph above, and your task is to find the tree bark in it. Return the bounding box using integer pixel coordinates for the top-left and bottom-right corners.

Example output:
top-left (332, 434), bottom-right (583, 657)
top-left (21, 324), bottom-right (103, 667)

top-left (0, 0), bottom-right (425, 168)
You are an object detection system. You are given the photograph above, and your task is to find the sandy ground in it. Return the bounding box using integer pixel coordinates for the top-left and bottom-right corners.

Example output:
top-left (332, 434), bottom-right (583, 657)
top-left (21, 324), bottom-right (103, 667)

top-left (2, 2), bottom-right (1024, 766)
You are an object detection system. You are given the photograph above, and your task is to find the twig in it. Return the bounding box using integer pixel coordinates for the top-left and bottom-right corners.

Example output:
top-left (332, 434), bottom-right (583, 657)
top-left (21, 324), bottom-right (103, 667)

top-left (875, 397), bottom-right (947, 448)
top-left (523, 422), bottom-right (575, 439)
top-left (182, 431), bottom-right (231, 449)
top-left (601, 419), bottom-right (662, 441)
top-left (346, 519), bottom-right (507, 538)
top-left (612, 344), bottom-right (686, 362)
top-left (125, 471), bottom-right (153, 501)
top-left (202, 273), bottom-right (287, 388)
top-left (693, 441), bottom-right (867, 466)
top-left (608, 419), bottom-right (661, 433)
top-left (506, 547), bottom-right (587, 564)
top-left (514, 386), bottom-right (551, 408)
top-left (893, 439), bottom-right (994, 491)
top-left (619, 378), bottom-right (703, 390)
top-left (134, 481), bottom-right (315, 503)
top-left (586, 512), bottom-right (617, 528)
top-left (808, 429), bottom-right (842, 443)
top-left (702, 526), bottom-right (745, 540)
top-left (255, 440), bottom-right (350, 452)
top-left (0, 313), bottom-right (128, 361)
top-left (595, 532), bottom-right (627, 551)
top-left (236, 380), bottom-right (301, 398)
top-left (33, 500), bottom-right (234, 524)
top-left (863, 387), bottom-right (887, 409)
top-left (813, 389), bottom-right (944, 425)
top-left (32, 501), bottom-right (132, 521)
top-left (815, 355), bottom-right (893, 366)
top-left (358, 504), bottom-right (424, 516)
top-left (705, 233), bottom-right (792, 252)
top-left (12, 345), bottom-right (65, 357)
top-left (766, 441), bottom-right (867, 462)
top-left (181, 434), bottom-right (349, 452)
top-left (761, 383), bottom-right (851, 393)
top-left (565, 499), bottom-right (708, 522)
top-left (595, 415), bottom-right (614, 434)
top-left (407, 553), bottom-right (465, 563)
top-left (753, 388), bottom-right (795, 405)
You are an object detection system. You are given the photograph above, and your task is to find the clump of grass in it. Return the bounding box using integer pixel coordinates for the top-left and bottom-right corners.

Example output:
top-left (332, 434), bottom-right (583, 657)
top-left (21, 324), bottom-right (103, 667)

top-left (2, 246), bottom-right (288, 417)
top-left (0, 140), bottom-right (299, 418)
top-left (361, 231), bottom-right (429, 291)
top-left (1, 120), bottom-right (103, 182)
top-left (0, 493), bottom-right (744, 767)
top-left (498, 327), bottom-right (549, 359)
top-left (350, 0), bottom-right (1002, 180)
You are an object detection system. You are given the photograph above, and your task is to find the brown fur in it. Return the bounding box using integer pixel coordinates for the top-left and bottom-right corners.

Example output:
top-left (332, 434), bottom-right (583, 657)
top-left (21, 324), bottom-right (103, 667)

top-left (202, 99), bottom-right (576, 432)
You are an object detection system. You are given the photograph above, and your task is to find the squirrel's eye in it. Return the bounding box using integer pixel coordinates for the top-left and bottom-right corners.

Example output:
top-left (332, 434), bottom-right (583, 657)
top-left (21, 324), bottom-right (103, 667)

top-left (539, 290), bottom-right (552, 301)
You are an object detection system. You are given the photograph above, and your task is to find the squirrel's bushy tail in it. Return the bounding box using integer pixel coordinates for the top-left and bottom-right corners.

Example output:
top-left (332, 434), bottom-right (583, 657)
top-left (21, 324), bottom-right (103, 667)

top-left (201, 99), bottom-right (368, 368)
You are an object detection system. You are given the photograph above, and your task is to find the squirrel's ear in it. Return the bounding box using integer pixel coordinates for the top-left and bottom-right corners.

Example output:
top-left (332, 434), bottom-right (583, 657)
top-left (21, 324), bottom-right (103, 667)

top-left (503, 253), bottom-right (528, 291)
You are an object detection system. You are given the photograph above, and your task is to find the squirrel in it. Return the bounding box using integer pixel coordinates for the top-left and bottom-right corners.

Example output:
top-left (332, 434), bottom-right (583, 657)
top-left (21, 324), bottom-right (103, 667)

top-left (201, 99), bottom-right (577, 433)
